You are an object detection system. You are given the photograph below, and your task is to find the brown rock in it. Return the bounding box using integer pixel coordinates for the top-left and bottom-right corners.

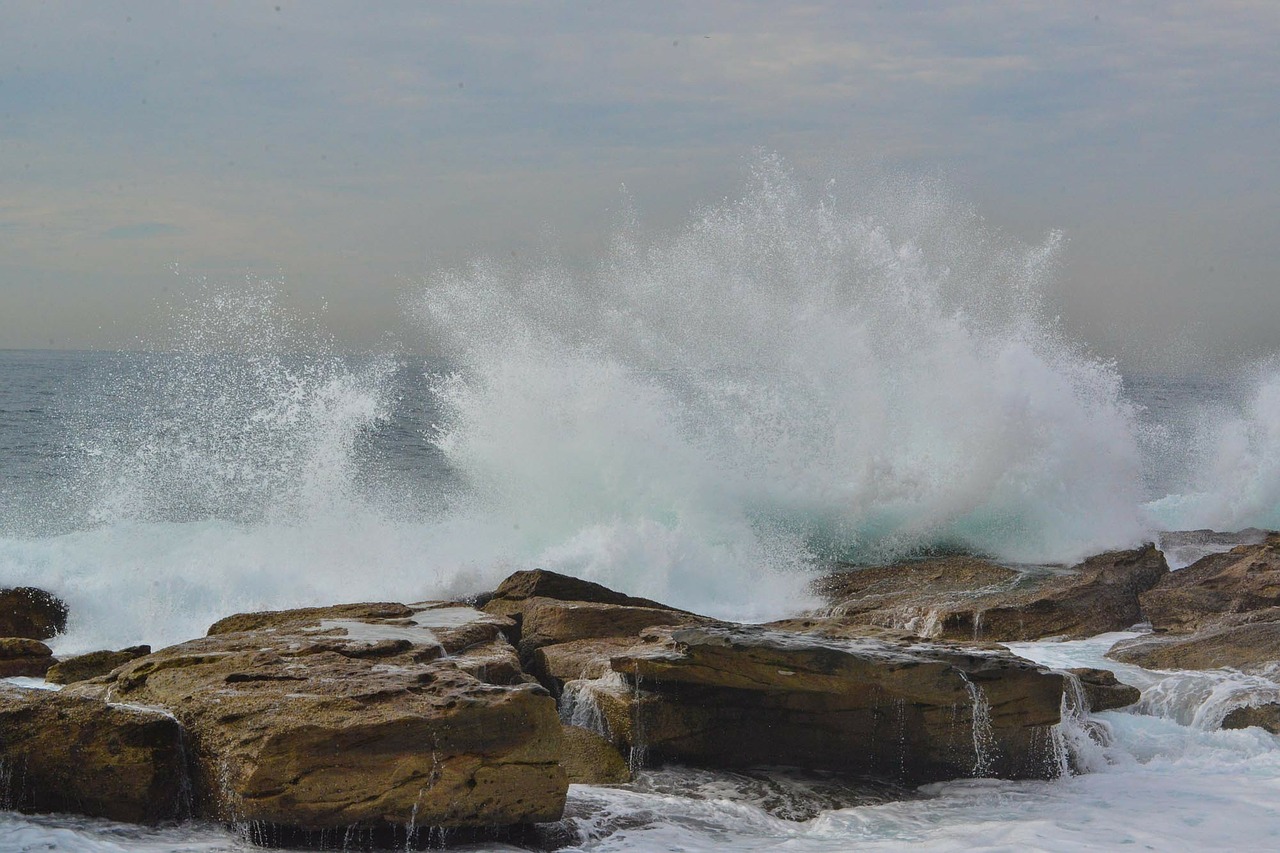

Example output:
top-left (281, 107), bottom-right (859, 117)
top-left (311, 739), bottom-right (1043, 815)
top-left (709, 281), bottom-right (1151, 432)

top-left (45, 645), bottom-right (151, 685)
top-left (1221, 703), bottom-right (1280, 734)
top-left (484, 569), bottom-right (679, 611)
top-left (0, 683), bottom-right (187, 823)
top-left (1140, 533), bottom-right (1280, 632)
top-left (0, 587), bottom-right (68, 640)
top-left (559, 724), bottom-right (630, 785)
top-left (0, 637), bottom-right (54, 678)
top-left (506, 597), bottom-right (706, 663)
top-left (66, 602), bottom-right (567, 834)
top-left (814, 545), bottom-right (1168, 642)
top-left (534, 637), bottom-right (649, 693)
top-left (588, 623), bottom-right (1066, 784)
top-left (1067, 667), bottom-right (1140, 712)
top-left (1106, 620), bottom-right (1280, 672)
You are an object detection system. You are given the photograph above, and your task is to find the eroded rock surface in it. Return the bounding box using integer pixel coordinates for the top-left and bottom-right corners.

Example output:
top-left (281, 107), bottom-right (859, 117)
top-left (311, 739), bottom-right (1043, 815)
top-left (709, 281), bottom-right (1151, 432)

top-left (65, 602), bottom-right (567, 834)
top-left (0, 637), bottom-right (54, 678)
top-left (0, 683), bottom-right (187, 823)
top-left (814, 546), bottom-right (1168, 642)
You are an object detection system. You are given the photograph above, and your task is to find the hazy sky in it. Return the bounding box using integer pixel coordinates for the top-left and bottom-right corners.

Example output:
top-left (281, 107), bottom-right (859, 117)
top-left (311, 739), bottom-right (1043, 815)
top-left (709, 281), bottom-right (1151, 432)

top-left (2, 1), bottom-right (1277, 372)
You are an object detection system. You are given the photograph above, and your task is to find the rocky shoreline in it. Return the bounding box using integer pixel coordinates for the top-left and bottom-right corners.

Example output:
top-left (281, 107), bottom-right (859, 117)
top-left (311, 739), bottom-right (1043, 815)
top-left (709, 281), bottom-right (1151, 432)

top-left (2, 531), bottom-right (1278, 848)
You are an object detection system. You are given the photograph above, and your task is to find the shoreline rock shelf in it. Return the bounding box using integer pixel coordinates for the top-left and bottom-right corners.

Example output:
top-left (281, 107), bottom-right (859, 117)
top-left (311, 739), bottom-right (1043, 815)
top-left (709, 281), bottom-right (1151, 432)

top-left (9, 535), bottom-right (1275, 846)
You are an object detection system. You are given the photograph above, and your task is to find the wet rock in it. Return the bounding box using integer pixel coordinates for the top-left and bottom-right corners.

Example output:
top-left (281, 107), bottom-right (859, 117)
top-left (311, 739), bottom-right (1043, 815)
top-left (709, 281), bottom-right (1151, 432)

top-left (1067, 667), bottom-right (1141, 711)
top-left (65, 602), bottom-right (566, 834)
top-left (560, 724), bottom-right (630, 784)
top-left (591, 623), bottom-right (1066, 784)
top-left (0, 637), bottom-right (55, 678)
top-left (0, 587), bottom-right (68, 640)
top-left (1106, 620), bottom-right (1280, 672)
top-left (45, 645), bottom-right (151, 685)
top-left (814, 545), bottom-right (1168, 642)
top-left (0, 683), bottom-right (187, 823)
top-left (1140, 533), bottom-right (1280, 632)
top-left (1221, 703), bottom-right (1280, 734)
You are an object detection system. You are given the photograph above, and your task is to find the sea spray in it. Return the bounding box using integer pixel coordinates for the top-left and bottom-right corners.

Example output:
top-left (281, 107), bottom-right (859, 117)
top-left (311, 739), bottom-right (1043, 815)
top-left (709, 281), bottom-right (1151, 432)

top-left (421, 153), bottom-right (1150, 609)
top-left (1148, 359), bottom-right (1280, 531)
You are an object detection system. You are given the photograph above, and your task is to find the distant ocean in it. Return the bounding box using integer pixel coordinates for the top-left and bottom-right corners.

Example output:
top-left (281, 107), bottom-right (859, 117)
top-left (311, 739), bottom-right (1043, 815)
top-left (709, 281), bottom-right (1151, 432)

top-left (3, 163), bottom-right (1279, 850)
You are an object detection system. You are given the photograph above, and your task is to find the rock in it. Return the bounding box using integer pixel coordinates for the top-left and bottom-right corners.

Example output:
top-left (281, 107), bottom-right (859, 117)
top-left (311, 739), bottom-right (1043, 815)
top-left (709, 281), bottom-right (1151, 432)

top-left (534, 637), bottom-right (650, 693)
top-left (0, 683), bottom-right (188, 823)
top-left (506, 597), bottom-right (706, 664)
top-left (65, 602), bottom-right (567, 834)
top-left (1067, 667), bottom-right (1141, 711)
top-left (1221, 703), bottom-right (1280, 734)
top-left (0, 587), bottom-right (68, 640)
top-left (1106, 620), bottom-right (1280, 671)
top-left (482, 570), bottom-right (705, 672)
top-left (559, 724), bottom-right (630, 785)
top-left (585, 623), bottom-right (1066, 784)
top-left (814, 545), bottom-right (1168, 642)
top-left (1140, 533), bottom-right (1280, 632)
top-left (484, 569), bottom-right (679, 611)
top-left (45, 645), bottom-right (151, 685)
top-left (0, 637), bottom-right (55, 678)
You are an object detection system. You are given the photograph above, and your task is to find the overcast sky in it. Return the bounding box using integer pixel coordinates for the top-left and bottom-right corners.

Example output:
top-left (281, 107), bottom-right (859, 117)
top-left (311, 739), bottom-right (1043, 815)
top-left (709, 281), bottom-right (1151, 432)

top-left (2, 1), bottom-right (1277, 372)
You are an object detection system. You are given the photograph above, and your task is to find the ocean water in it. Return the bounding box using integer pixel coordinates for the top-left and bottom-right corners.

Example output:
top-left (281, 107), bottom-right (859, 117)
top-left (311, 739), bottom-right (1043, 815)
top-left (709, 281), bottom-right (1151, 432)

top-left (2, 162), bottom-right (1279, 849)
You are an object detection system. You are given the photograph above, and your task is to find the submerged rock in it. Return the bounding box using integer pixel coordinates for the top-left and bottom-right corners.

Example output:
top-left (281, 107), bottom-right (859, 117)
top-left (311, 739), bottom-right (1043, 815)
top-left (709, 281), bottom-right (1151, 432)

top-left (1140, 533), bottom-right (1280, 633)
top-left (0, 683), bottom-right (187, 823)
top-left (45, 645), bottom-right (151, 685)
top-left (814, 545), bottom-right (1168, 642)
top-left (0, 637), bottom-right (55, 678)
top-left (65, 601), bottom-right (567, 835)
top-left (0, 587), bottom-right (68, 640)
